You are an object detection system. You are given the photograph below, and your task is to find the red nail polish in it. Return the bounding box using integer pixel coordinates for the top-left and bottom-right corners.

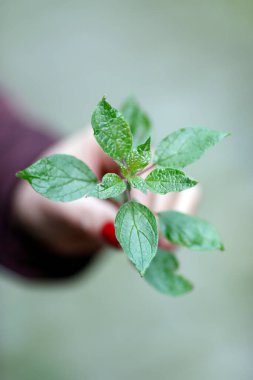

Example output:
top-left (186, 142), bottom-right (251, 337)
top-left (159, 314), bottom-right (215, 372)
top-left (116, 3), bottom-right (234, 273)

top-left (101, 221), bottom-right (121, 248)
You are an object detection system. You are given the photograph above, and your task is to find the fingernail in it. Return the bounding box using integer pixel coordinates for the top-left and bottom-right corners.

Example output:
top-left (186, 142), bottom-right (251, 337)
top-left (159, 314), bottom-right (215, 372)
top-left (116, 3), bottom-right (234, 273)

top-left (101, 221), bottom-right (121, 248)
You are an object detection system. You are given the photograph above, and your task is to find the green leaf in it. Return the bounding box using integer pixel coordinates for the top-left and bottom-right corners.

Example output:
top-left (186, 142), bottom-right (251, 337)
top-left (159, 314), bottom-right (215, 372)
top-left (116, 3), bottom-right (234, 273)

top-left (145, 249), bottom-right (193, 296)
top-left (111, 193), bottom-right (126, 203)
top-left (129, 176), bottom-right (147, 194)
top-left (154, 128), bottom-right (229, 168)
top-left (125, 137), bottom-right (151, 175)
top-left (16, 154), bottom-right (97, 202)
top-left (147, 249), bottom-right (179, 273)
top-left (147, 272), bottom-right (193, 296)
top-left (115, 201), bottom-right (158, 275)
top-left (145, 168), bottom-right (197, 194)
top-left (159, 211), bottom-right (224, 251)
top-left (94, 173), bottom-right (126, 199)
top-left (121, 96), bottom-right (152, 144)
top-left (91, 97), bottom-right (133, 162)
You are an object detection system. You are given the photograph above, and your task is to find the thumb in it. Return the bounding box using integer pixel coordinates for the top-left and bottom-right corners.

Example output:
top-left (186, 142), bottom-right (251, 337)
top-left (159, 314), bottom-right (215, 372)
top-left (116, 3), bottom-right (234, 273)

top-left (77, 198), bottom-right (120, 248)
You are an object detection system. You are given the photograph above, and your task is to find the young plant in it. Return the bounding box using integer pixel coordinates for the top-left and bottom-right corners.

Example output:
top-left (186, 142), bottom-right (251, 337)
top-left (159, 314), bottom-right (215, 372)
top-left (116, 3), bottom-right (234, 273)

top-left (16, 96), bottom-right (229, 296)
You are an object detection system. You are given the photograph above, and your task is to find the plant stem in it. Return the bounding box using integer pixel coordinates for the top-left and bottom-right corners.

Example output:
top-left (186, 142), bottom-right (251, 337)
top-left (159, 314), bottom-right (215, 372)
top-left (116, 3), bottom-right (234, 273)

top-left (122, 190), bottom-right (128, 203)
top-left (126, 181), bottom-right (132, 201)
top-left (137, 163), bottom-right (155, 176)
top-left (126, 188), bottom-right (131, 201)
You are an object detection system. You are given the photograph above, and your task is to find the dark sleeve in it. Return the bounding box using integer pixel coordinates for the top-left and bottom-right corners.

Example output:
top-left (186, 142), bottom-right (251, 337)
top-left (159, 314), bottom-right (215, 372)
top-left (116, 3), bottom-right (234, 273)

top-left (0, 94), bottom-right (97, 280)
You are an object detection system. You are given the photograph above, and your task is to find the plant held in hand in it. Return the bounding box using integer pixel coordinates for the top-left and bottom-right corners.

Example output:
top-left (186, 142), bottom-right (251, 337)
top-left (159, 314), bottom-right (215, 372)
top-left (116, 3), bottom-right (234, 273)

top-left (16, 96), bottom-right (229, 296)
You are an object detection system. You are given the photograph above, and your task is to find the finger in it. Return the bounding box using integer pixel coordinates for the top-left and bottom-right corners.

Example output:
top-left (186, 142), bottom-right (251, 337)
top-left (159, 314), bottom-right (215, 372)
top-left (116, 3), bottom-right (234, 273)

top-left (172, 185), bottom-right (201, 215)
top-left (152, 192), bottom-right (178, 213)
top-left (68, 197), bottom-right (118, 237)
top-left (151, 187), bottom-right (201, 251)
top-left (73, 197), bottom-right (122, 249)
top-left (158, 235), bottom-right (177, 251)
top-left (130, 187), bottom-right (155, 209)
top-left (82, 129), bottom-right (120, 178)
top-left (47, 128), bottom-right (119, 180)
top-left (100, 221), bottom-right (121, 248)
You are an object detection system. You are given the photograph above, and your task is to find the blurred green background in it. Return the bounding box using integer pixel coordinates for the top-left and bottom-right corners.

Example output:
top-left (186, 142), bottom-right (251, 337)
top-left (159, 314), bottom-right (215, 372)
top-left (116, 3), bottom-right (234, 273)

top-left (0, 0), bottom-right (253, 379)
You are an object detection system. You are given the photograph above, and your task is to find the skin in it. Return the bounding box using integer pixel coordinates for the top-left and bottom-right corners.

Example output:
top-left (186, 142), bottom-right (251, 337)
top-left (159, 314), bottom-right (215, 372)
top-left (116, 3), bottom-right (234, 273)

top-left (12, 129), bottom-right (200, 256)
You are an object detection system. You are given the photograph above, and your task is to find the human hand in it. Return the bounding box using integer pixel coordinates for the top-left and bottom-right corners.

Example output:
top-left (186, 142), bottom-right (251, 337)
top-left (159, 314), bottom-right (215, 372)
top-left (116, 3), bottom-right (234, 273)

top-left (13, 129), bottom-right (200, 256)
